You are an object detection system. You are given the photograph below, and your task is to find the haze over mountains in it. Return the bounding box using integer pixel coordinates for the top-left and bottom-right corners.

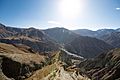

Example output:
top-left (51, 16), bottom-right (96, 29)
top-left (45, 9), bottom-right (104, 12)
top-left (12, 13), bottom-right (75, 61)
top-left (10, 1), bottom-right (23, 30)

top-left (0, 23), bottom-right (120, 80)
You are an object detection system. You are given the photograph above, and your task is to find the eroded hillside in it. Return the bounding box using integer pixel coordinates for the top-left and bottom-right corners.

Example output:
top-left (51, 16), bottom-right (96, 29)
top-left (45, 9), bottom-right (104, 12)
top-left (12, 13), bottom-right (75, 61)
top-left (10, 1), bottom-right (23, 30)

top-left (0, 43), bottom-right (90, 80)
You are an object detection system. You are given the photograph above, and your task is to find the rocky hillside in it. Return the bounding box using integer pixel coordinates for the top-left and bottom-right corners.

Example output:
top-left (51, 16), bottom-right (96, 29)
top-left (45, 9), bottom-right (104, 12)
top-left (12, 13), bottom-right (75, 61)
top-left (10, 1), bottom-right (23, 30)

top-left (79, 48), bottom-right (120, 80)
top-left (0, 43), bottom-right (90, 80)
top-left (65, 36), bottom-right (114, 58)
top-left (1, 23), bottom-right (120, 80)
top-left (26, 62), bottom-right (90, 80)
top-left (100, 32), bottom-right (120, 47)
top-left (26, 49), bottom-right (90, 80)
top-left (0, 23), bottom-right (14, 38)
top-left (0, 43), bottom-right (46, 80)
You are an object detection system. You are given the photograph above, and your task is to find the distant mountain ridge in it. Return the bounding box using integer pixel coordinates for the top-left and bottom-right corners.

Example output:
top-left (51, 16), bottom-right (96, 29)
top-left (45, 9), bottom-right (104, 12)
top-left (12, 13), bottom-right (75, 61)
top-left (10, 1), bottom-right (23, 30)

top-left (73, 28), bottom-right (120, 48)
top-left (73, 28), bottom-right (118, 38)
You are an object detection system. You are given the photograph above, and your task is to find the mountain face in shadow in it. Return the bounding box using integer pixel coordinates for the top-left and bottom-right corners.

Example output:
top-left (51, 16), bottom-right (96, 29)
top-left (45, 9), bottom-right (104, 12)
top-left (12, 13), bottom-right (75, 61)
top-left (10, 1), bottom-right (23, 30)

top-left (43, 27), bottom-right (80, 44)
top-left (65, 36), bottom-right (113, 58)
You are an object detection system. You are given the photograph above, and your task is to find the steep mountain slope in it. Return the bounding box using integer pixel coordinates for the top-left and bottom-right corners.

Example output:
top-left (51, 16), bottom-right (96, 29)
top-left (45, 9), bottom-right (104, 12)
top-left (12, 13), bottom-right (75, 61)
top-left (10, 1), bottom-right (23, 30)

top-left (0, 23), bottom-right (57, 43)
top-left (100, 32), bottom-right (120, 47)
top-left (26, 50), bottom-right (90, 80)
top-left (26, 62), bottom-right (90, 80)
top-left (0, 23), bottom-right (60, 53)
top-left (0, 23), bottom-right (14, 38)
top-left (1, 23), bottom-right (120, 80)
top-left (65, 36), bottom-right (114, 58)
top-left (79, 48), bottom-right (120, 80)
top-left (43, 27), bottom-right (80, 44)
top-left (0, 43), bottom-right (46, 80)
top-left (0, 43), bottom-right (90, 80)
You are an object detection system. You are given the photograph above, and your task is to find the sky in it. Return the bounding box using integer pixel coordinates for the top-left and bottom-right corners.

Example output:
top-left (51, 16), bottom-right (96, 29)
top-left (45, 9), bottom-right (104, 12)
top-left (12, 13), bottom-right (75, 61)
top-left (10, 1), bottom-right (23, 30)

top-left (0, 0), bottom-right (120, 30)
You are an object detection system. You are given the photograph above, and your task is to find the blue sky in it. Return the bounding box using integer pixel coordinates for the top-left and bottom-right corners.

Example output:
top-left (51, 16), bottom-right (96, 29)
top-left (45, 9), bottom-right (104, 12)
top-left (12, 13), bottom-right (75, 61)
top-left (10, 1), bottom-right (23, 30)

top-left (0, 0), bottom-right (120, 30)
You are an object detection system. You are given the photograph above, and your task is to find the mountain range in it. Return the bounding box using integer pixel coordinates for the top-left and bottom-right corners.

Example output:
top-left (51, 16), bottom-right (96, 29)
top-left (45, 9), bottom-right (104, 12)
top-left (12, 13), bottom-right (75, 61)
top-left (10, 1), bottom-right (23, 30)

top-left (0, 23), bottom-right (120, 80)
top-left (73, 28), bottom-right (120, 47)
top-left (0, 24), bottom-right (114, 58)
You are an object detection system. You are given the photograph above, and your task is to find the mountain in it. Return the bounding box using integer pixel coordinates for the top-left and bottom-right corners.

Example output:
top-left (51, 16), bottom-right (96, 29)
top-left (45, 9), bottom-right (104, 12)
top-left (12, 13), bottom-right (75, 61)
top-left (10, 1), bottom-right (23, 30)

top-left (72, 29), bottom-right (96, 37)
top-left (0, 23), bottom-right (60, 53)
top-left (73, 29), bottom-right (116, 38)
top-left (65, 36), bottom-right (114, 58)
top-left (0, 23), bottom-right (115, 58)
top-left (0, 43), bottom-right (89, 80)
top-left (31, 27), bottom-right (114, 58)
top-left (0, 23), bottom-right (14, 38)
top-left (100, 32), bottom-right (120, 47)
top-left (73, 28), bottom-right (120, 48)
top-left (43, 27), bottom-right (80, 44)
top-left (0, 41), bottom-right (120, 80)
top-left (44, 27), bottom-right (114, 58)
top-left (1, 23), bottom-right (120, 80)
top-left (79, 48), bottom-right (120, 80)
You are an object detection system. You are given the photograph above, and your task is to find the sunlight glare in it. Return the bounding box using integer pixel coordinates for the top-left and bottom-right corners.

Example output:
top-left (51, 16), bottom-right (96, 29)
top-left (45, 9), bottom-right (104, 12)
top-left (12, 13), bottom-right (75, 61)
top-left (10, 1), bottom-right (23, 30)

top-left (59, 0), bottom-right (85, 19)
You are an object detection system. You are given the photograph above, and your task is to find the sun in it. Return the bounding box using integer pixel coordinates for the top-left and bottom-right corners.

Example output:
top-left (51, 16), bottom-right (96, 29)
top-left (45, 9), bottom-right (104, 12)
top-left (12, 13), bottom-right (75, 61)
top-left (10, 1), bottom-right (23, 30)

top-left (59, 0), bottom-right (84, 19)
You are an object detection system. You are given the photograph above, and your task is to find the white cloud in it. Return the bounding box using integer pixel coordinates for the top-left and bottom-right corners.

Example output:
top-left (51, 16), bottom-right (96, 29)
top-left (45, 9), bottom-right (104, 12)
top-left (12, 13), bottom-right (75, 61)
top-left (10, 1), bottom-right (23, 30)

top-left (116, 8), bottom-right (120, 10)
top-left (48, 21), bottom-right (61, 25)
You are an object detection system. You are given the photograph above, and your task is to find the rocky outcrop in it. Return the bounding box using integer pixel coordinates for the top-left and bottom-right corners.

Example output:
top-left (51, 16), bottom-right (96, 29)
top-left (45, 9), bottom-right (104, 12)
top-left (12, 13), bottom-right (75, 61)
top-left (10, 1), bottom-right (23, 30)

top-left (42, 66), bottom-right (90, 80)
top-left (79, 48), bottom-right (120, 80)
top-left (26, 49), bottom-right (88, 80)
top-left (0, 43), bottom-right (46, 80)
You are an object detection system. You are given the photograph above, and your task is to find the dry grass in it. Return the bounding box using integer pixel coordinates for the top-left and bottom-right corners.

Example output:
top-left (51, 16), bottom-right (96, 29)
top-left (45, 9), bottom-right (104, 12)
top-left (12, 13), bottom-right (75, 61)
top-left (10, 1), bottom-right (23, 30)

top-left (0, 43), bottom-right (45, 64)
top-left (0, 43), bottom-right (26, 54)
top-left (5, 36), bottom-right (41, 42)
